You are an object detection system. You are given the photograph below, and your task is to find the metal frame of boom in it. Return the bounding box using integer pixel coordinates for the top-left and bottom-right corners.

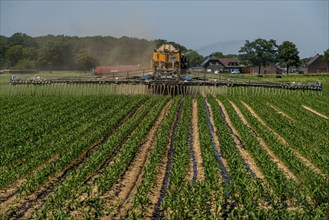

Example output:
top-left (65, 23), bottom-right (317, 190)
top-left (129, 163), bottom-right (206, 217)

top-left (10, 77), bottom-right (322, 91)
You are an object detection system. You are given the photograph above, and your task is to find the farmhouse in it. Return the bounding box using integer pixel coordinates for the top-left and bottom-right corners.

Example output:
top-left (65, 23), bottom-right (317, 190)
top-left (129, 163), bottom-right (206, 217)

top-left (201, 55), bottom-right (281, 74)
top-left (201, 55), bottom-right (225, 73)
top-left (217, 58), bottom-right (241, 73)
top-left (304, 54), bottom-right (329, 73)
top-left (201, 56), bottom-right (244, 73)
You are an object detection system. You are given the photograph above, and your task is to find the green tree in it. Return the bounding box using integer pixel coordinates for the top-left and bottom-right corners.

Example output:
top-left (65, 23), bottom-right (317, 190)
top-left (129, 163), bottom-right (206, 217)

top-left (239, 38), bottom-right (277, 74)
top-left (212, 52), bottom-right (225, 58)
top-left (37, 40), bottom-right (73, 70)
top-left (2, 33), bottom-right (38, 69)
top-left (278, 41), bottom-right (300, 74)
top-left (184, 50), bottom-right (204, 67)
top-left (0, 36), bottom-right (8, 68)
top-left (74, 49), bottom-right (98, 71)
top-left (7, 32), bottom-right (37, 48)
top-left (5, 45), bottom-right (24, 68)
top-left (14, 59), bottom-right (36, 69)
top-left (323, 49), bottom-right (329, 72)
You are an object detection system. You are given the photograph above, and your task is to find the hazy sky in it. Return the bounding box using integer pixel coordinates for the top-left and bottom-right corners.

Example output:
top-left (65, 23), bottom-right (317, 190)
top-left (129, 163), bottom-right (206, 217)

top-left (1, 0), bottom-right (328, 57)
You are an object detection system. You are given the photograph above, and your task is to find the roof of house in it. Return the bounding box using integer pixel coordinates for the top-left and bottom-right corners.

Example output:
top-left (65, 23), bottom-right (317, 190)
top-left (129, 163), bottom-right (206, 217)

top-left (305, 54), bottom-right (323, 67)
top-left (201, 56), bottom-right (223, 67)
top-left (218, 58), bottom-right (240, 67)
top-left (201, 56), bottom-right (243, 68)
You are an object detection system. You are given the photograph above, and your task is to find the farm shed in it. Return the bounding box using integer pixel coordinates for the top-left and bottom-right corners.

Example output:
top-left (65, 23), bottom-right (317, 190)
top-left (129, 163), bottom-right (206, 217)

top-left (249, 63), bottom-right (283, 74)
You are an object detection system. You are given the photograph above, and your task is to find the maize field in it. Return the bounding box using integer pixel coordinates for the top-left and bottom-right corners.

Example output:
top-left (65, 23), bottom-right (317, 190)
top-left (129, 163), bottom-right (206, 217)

top-left (0, 86), bottom-right (329, 219)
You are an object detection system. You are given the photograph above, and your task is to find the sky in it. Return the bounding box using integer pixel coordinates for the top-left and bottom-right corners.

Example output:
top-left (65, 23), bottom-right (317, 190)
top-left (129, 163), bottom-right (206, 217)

top-left (1, 0), bottom-right (328, 58)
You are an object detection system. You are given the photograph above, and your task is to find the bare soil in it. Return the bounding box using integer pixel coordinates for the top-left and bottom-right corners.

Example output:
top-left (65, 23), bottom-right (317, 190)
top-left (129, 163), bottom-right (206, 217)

top-left (1, 110), bottom-right (134, 219)
top-left (206, 100), bottom-right (230, 175)
top-left (243, 101), bottom-right (325, 177)
top-left (217, 99), bottom-right (264, 179)
top-left (268, 103), bottom-right (293, 120)
top-left (229, 101), bottom-right (298, 182)
top-left (191, 99), bottom-right (205, 182)
top-left (302, 105), bottom-right (329, 119)
top-left (0, 155), bottom-right (59, 216)
top-left (102, 100), bottom-right (172, 219)
top-left (146, 100), bottom-right (184, 219)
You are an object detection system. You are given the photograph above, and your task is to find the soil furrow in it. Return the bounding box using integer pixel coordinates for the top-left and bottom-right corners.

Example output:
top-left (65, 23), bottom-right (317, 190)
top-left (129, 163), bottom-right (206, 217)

top-left (0, 156), bottom-right (59, 215)
top-left (302, 105), bottom-right (329, 119)
top-left (267, 103), bottom-right (293, 120)
top-left (82, 102), bottom-right (150, 186)
top-left (229, 101), bottom-right (298, 182)
top-left (2, 102), bottom-right (146, 218)
top-left (3, 135), bottom-right (109, 219)
top-left (206, 100), bottom-right (230, 175)
top-left (243, 101), bottom-right (325, 177)
top-left (191, 99), bottom-right (205, 182)
top-left (149, 99), bottom-right (183, 219)
top-left (1, 100), bottom-right (141, 214)
top-left (152, 99), bottom-right (184, 219)
top-left (217, 99), bottom-right (265, 179)
top-left (103, 100), bottom-right (172, 219)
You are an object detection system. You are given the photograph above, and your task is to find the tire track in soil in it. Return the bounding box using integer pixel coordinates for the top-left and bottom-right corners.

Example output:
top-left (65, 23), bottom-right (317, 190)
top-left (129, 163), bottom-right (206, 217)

top-left (101, 100), bottom-right (172, 219)
top-left (0, 179), bottom-right (24, 215)
top-left (147, 99), bottom-right (184, 220)
top-left (302, 105), bottom-right (329, 120)
top-left (3, 101), bottom-right (146, 219)
top-left (242, 101), bottom-right (325, 177)
top-left (229, 101), bottom-right (298, 182)
top-left (189, 99), bottom-right (205, 182)
top-left (267, 103), bottom-right (293, 120)
top-left (216, 99), bottom-right (264, 179)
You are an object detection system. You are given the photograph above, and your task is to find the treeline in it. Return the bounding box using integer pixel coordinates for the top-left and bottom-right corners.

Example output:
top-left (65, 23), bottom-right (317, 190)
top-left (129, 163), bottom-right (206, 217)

top-left (2, 33), bottom-right (326, 73)
top-left (0, 33), bottom-right (209, 71)
top-left (0, 33), bottom-right (159, 71)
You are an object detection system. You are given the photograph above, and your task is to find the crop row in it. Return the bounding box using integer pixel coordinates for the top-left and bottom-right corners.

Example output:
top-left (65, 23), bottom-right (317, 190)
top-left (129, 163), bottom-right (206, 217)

top-left (1, 94), bottom-right (328, 219)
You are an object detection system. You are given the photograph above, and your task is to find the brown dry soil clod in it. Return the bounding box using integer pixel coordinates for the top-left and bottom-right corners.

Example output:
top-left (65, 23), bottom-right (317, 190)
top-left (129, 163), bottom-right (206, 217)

top-left (216, 99), bottom-right (265, 179)
top-left (229, 100), bottom-right (298, 182)
top-left (100, 100), bottom-right (172, 219)
top-left (242, 101), bottom-right (325, 177)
